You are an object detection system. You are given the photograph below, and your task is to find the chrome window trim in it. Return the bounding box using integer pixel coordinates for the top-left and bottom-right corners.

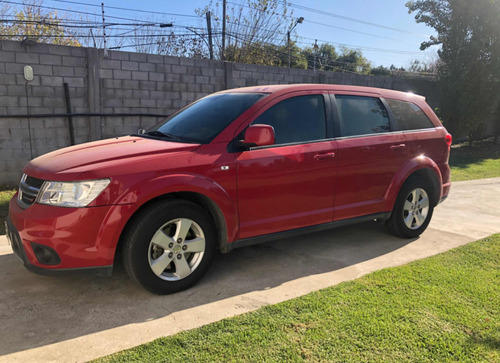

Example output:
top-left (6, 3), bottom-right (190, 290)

top-left (249, 137), bottom-right (337, 151)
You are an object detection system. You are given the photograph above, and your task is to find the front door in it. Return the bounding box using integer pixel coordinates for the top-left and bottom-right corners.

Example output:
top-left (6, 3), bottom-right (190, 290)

top-left (236, 94), bottom-right (338, 239)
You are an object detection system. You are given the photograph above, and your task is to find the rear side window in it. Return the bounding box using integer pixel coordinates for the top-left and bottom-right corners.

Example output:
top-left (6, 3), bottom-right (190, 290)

top-left (385, 99), bottom-right (434, 130)
top-left (252, 95), bottom-right (327, 145)
top-left (336, 95), bottom-right (391, 137)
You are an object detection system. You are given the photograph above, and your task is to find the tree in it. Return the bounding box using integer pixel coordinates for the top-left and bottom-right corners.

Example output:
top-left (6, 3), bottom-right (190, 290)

top-left (197, 0), bottom-right (293, 64)
top-left (1, 0), bottom-right (80, 46)
top-left (130, 23), bottom-right (207, 57)
top-left (407, 58), bottom-right (439, 74)
top-left (301, 43), bottom-right (338, 71)
top-left (370, 65), bottom-right (392, 76)
top-left (407, 0), bottom-right (500, 140)
top-left (335, 48), bottom-right (371, 74)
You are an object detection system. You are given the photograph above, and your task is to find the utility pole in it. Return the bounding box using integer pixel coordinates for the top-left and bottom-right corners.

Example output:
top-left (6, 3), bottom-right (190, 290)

top-left (287, 17), bottom-right (304, 68)
top-left (101, 2), bottom-right (108, 57)
top-left (313, 39), bottom-right (318, 72)
top-left (287, 30), bottom-right (291, 68)
top-left (206, 11), bottom-right (214, 60)
top-left (222, 0), bottom-right (226, 61)
top-left (90, 28), bottom-right (97, 48)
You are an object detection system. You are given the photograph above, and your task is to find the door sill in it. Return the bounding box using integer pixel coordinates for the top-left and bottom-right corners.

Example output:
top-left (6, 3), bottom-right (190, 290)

top-left (227, 212), bottom-right (391, 252)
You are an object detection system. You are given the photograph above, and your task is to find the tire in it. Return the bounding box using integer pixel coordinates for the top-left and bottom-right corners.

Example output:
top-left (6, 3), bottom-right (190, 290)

top-left (386, 177), bottom-right (435, 239)
top-left (122, 199), bottom-right (216, 294)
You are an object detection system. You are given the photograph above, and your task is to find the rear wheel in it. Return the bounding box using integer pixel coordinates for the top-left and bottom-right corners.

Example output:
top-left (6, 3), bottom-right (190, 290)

top-left (386, 177), bottom-right (434, 238)
top-left (122, 199), bottom-right (216, 294)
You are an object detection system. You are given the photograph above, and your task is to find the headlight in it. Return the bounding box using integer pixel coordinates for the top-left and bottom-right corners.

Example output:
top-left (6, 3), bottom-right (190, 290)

top-left (37, 179), bottom-right (110, 207)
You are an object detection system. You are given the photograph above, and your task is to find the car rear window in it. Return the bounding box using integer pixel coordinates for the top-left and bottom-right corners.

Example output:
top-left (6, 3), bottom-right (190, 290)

top-left (385, 98), bottom-right (434, 130)
top-left (336, 95), bottom-right (391, 137)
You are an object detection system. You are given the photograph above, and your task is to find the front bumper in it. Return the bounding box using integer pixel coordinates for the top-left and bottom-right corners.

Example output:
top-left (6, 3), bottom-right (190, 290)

top-left (5, 216), bottom-right (112, 276)
top-left (7, 194), bottom-right (136, 274)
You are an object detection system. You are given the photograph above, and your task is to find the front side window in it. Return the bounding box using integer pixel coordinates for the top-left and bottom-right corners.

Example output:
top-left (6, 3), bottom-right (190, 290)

top-left (385, 98), bottom-right (434, 130)
top-left (336, 95), bottom-right (391, 137)
top-left (148, 93), bottom-right (266, 143)
top-left (252, 95), bottom-right (327, 145)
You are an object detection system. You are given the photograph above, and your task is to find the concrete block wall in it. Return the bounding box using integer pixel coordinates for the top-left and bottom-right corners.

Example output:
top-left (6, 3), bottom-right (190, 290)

top-left (0, 39), bottom-right (438, 185)
top-left (1, 41), bottom-right (90, 184)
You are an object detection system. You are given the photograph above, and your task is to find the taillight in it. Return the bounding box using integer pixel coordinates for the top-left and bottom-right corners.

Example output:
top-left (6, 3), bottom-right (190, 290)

top-left (445, 133), bottom-right (452, 148)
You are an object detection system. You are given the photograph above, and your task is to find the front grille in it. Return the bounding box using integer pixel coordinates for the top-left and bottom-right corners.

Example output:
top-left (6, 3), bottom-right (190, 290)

top-left (18, 174), bottom-right (44, 209)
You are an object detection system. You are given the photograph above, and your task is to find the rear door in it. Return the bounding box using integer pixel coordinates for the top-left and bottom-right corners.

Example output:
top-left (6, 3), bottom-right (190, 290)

top-left (384, 98), bottom-right (449, 187)
top-left (332, 93), bottom-right (410, 220)
top-left (236, 93), bottom-right (338, 239)
top-left (384, 98), bottom-right (441, 156)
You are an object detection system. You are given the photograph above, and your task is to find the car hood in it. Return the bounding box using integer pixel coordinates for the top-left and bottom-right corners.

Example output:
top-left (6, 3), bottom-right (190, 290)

top-left (24, 136), bottom-right (201, 181)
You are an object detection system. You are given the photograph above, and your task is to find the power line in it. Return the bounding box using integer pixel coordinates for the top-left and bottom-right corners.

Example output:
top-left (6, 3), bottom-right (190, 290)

top-left (284, 1), bottom-right (431, 37)
top-left (0, 32), bottom-right (215, 38)
top-left (2, 0), bottom-right (158, 23)
top-left (305, 19), bottom-right (420, 45)
top-left (49, 0), bottom-right (199, 18)
top-left (0, 19), bottom-right (176, 29)
top-left (225, 0), bottom-right (427, 40)
top-left (222, 2), bottom-right (428, 54)
top-left (296, 38), bottom-right (428, 55)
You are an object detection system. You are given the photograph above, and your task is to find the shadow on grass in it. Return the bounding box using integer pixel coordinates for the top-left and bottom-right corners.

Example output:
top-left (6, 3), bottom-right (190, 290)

top-left (449, 138), bottom-right (500, 170)
top-left (468, 335), bottom-right (500, 352)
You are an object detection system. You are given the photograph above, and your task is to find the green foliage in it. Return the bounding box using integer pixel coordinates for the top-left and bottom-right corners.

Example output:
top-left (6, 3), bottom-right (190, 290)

top-left (96, 235), bottom-right (500, 362)
top-left (300, 44), bottom-right (372, 74)
top-left (407, 58), bottom-right (438, 74)
top-left (0, 189), bottom-right (16, 235)
top-left (225, 40), bottom-right (307, 68)
top-left (336, 47), bottom-right (372, 74)
top-left (370, 65), bottom-right (392, 76)
top-left (301, 43), bottom-right (338, 71)
top-left (407, 0), bottom-right (500, 139)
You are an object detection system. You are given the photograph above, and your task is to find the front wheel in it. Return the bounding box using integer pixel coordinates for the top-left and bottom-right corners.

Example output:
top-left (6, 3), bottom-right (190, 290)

top-left (122, 199), bottom-right (216, 294)
top-left (386, 178), bottom-right (434, 238)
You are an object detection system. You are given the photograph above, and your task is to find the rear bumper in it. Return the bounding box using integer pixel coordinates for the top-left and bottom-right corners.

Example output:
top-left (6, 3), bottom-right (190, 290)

top-left (441, 181), bottom-right (451, 201)
top-left (7, 194), bottom-right (136, 273)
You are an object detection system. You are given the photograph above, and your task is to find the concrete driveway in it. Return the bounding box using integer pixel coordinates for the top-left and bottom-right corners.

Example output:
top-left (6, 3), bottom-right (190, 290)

top-left (1, 177), bottom-right (499, 363)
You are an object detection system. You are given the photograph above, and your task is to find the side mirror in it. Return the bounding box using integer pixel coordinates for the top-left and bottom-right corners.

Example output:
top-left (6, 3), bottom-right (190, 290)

top-left (241, 124), bottom-right (275, 148)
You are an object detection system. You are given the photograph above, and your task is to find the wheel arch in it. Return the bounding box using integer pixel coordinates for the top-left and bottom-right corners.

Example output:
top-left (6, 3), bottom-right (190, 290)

top-left (112, 174), bottom-right (238, 262)
top-left (114, 191), bottom-right (230, 263)
top-left (385, 157), bottom-right (443, 211)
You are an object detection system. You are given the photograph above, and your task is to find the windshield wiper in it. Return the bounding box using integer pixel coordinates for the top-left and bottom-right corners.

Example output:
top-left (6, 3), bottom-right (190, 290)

top-left (144, 130), bottom-right (182, 141)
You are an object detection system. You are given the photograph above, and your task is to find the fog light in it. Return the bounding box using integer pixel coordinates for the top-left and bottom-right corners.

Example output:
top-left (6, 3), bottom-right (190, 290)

top-left (30, 242), bottom-right (61, 265)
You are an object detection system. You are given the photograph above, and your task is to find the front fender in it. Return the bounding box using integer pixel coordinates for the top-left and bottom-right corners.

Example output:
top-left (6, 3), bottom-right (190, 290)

top-left (113, 173), bottom-right (239, 243)
top-left (384, 156), bottom-right (443, 210)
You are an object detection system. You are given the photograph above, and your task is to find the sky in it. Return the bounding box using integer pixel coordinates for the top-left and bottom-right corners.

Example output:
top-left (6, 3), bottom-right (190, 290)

top-left (41, 0), bottom-right (440, 69)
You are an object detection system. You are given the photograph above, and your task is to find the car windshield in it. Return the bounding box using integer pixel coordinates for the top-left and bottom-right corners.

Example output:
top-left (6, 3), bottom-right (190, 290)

top-left (144, 93), bottom-right (266, 143)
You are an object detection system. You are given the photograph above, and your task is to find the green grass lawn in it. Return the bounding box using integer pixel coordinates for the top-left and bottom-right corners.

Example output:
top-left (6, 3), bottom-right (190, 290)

top-left (96, 234), bottom-right (500, 363)
top-left (450, 138), bottom-right (500, 181)
top-left (0, 189), bottom-right (16, 235)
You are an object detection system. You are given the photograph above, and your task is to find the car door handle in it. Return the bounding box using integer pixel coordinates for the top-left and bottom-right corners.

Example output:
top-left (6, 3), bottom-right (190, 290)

top-left (314, 152), bottom-right (335, 160)
top-left (390, 144), bottom-right (406, 150)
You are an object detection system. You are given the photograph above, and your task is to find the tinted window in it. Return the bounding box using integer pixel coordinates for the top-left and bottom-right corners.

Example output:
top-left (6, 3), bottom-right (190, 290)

top-left (252, 95), bottom-right (326, 144)
top-left (385, 98), bottom-right (434, 130)
top-left (151, 93), bottom-right (265, 143)
top-left (336, 96), bottom-right (390, 137)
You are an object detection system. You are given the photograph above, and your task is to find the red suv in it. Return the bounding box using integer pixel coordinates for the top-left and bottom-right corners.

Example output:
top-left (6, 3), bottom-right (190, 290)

top-left (6, 84), bottom-right (451, 294)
